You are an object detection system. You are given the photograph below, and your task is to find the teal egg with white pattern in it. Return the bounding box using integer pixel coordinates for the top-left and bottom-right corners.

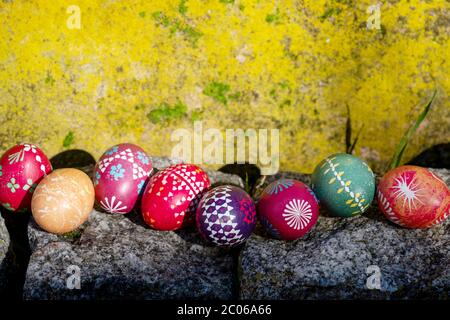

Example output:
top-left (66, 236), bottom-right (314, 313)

top-left (311, 153), bottom-right (375, 217)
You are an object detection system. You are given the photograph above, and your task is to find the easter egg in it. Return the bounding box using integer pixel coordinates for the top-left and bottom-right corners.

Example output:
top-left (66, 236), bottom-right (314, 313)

top-left (94, 143), bottom-right (153, 214)
top-left (0, 143), bottom-right (52, 212)
top-left (141, 164), bottom-right (210, 231)
top-left (257, 179), bottom-right (319, 240)
top-left (31, 168), bottom-right (95, 234)
top-left (377, 165), bottom-right (450, 228)
top-left (311, 153), bottom-right (375, 217)
top-left (196, 185), bottom-right (256, 246)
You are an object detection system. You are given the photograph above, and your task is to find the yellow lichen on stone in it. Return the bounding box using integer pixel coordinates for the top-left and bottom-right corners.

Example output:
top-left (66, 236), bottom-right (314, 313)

top-left (0, 0), bottom-right (448, 173)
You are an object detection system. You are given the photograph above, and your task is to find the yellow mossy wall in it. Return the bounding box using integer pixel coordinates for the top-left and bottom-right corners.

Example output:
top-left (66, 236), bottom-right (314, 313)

top-left (0, 0), bottom-right (449, 173)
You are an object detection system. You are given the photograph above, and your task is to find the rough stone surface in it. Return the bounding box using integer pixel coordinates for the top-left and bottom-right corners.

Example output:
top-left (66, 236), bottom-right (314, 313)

top-left (150, 156), bottom-right (185, 171)
top-left (0, 214), bottom-right (10, 295)
top-left (24, 210), bottom-right (236, 300)
top-left (241, 168), bottom-right (450, 299)
top-left (24, 160), bottom-right (243, 300)
top-left (428, 168), bottom-right (450, 186)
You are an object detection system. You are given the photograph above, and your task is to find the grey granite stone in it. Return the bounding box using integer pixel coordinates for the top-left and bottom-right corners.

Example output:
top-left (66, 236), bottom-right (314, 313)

top-left (241, 168), bottom-right (450, 300)
top-left (24, 210), bottom-right (235, 300)
top-left (0, 215), bottom-right (8, 263)
top-left (150, 156), bottom-right (185, 170)
top-left (429, 168), bottom-right (450, 185)
top-left (0, 214), bottom-right (10, 295)
top-left (23, 166), bottom-right (243, 300)
top-left (204, 169), bottom-right (244, 189)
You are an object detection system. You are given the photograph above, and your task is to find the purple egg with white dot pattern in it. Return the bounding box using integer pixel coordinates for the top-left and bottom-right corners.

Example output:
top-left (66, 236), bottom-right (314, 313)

top-left (196, 185), bottom-right (256, 246)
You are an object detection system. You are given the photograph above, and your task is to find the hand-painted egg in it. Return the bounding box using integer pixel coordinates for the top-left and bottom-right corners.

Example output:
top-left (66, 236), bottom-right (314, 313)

top-left (377, 165), bottom-right (450, 228)
top-left (94, 143), bottom-right (153, 214)
top-left (311, 153), bottom-right (375, 217)
top-left (196, 185), bottom-right (256, 246)
top-left (0, 143), bottom-right (52, 212)
top-left (257, 179), bottom-right (319, 240)
top-left (141, 164), bottom-right (210, 231)
top-left (31, 168), bottom-right (95, 234)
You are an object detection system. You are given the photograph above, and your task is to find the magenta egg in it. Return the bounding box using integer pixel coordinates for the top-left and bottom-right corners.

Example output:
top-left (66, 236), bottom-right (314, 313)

top-left (257, 179), bottom-right (319, 240)
top-left (0, 143), bottom-right (52, 212)
top-left (93, 143), bottom-right (153, 214)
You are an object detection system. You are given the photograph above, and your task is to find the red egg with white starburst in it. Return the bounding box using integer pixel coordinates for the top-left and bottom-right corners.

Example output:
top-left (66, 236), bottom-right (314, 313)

top-left (0, 143), bottom-right (52, 212)
top-left (94, 143), bottom-right (153, 214)
top-left (377, 165), bottom-right (450, 228)
top-left (257, 179), bottom-right (319, 240)
top-left (141, 164), bottom-right (210, 231)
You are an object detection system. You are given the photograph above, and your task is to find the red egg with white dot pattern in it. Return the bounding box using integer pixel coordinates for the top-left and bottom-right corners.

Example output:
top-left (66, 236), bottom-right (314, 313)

top-left (141, 164), bottom-right (210, 231)
top-left (377, 165), bottom-right (450, 228)
top-left (0, 143), bottom-right (52, 212)
top-left (257, 179), bottom-right (319, 240)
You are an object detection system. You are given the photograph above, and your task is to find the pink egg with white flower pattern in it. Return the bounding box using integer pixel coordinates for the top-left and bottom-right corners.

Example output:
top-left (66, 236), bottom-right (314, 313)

top-left (94, 143), bottom-right (153, 214)
top-left (0, 143), bottom-right (52, 212)
top-left (257, 179), bottom-right (319, 241)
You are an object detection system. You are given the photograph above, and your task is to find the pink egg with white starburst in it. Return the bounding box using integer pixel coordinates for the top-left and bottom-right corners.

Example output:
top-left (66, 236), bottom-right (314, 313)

top-left (257, 179), bottom-right (319, 240)
top-left (0, 143), bottom-right (52, 212)
top-left (94, 143), bottom-right (153, 214)
top-left (377, 165), bottom-right (449, 228)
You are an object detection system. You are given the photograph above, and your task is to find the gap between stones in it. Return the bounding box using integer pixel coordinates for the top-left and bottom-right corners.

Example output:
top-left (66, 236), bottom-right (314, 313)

top-left (1, 209), bottom-right (31, 300)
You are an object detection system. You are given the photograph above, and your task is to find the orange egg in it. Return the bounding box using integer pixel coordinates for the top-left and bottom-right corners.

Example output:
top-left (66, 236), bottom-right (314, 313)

top-left (31, 168), bottom-right (95, 234)
top-left (377, 165), bottom-right (450, 228)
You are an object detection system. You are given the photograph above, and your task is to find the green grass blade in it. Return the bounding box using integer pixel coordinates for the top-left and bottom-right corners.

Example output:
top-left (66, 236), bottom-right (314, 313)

top-left (244, 172), bottom-right (250, 194)
top-left (345, 104), bottom-right (352, 154)
top-left (388, 90), bottom-right (437, 170)
top-left (349, 124), bottom-right (364, 154)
